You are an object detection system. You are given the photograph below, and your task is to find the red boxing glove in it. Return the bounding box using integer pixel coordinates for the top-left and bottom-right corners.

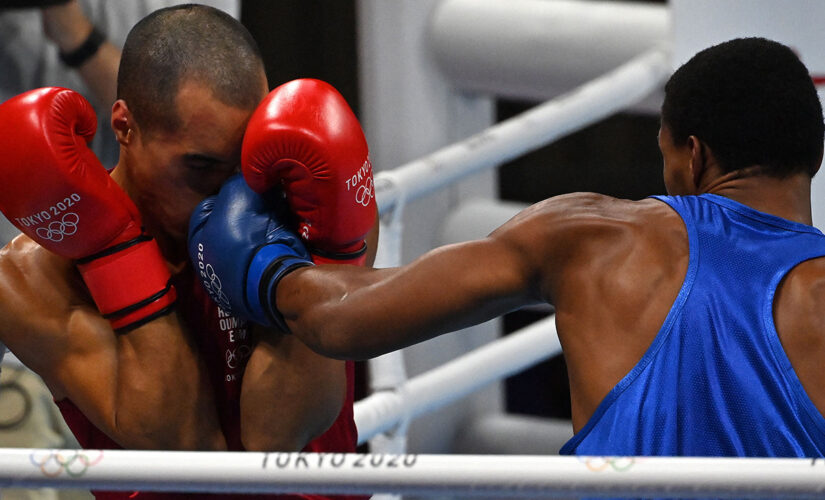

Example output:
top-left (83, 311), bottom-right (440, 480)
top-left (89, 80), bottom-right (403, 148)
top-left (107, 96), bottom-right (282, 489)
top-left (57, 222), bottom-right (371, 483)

top-left (0, 88), bottom-right (175, 330)
top-left (241, 79), bottom-right (376, 265)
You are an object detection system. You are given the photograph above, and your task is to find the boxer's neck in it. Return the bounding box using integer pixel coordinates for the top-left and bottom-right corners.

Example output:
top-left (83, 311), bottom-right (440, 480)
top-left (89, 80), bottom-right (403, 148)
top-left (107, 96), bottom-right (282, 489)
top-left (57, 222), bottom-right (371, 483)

top-left (702, 169), bottom-right (814, 226)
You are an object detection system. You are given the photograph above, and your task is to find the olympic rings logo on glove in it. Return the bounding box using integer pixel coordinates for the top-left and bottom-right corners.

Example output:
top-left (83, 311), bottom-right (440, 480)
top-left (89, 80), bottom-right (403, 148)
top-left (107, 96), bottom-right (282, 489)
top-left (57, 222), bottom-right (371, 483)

top-left (35, 212), bottom-right (79, 242)
top-left (29, 449), bottom-right (104, 478)
top-left (354, 178), bottom-right (374, 208)
top-left (200, 263), bottom-right (231, 311)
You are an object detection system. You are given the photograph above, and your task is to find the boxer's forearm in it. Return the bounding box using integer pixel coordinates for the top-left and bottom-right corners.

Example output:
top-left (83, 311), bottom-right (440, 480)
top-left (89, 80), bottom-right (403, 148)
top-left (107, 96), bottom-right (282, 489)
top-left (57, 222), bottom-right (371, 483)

top-left (112, 313), bottom-right (227, 450)
top-left (279, 239), bottom-right (538, 359)
top-left (239, 330), bottom-right (346, 452)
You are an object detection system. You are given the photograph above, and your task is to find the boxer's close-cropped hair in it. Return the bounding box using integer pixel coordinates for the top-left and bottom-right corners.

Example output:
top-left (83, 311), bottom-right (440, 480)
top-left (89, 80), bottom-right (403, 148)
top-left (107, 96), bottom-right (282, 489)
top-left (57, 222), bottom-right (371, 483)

top-left (117, 4), bottom-right (265, 135)
top-left (662, 37), bottom-right (824, 177)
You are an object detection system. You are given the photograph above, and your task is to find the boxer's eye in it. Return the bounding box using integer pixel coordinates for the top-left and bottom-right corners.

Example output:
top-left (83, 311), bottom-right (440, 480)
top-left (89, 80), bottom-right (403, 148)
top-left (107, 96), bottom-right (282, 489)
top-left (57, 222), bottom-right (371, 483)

top-left (186, 160), bottom-right (218, 171)
top-left (183, 153), bottom-right (224, 171)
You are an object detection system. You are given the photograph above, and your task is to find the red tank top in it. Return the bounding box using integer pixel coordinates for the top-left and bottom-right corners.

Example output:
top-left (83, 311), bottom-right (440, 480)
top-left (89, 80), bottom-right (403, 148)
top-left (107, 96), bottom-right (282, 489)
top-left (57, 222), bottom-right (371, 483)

top-left (55, 269), bottom-right (363, 500)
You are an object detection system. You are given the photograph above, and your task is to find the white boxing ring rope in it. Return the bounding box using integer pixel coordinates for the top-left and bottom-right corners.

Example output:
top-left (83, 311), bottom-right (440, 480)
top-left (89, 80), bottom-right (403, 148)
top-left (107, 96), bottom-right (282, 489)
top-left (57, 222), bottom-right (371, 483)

top-left (0, 49), bottom-right (682, 496)
top-left (354, 314), bottom-right (561, 444)
top-left (2, 450), bottom-right (825, 498)
top-left (372, 47), bottom-right (670, 214)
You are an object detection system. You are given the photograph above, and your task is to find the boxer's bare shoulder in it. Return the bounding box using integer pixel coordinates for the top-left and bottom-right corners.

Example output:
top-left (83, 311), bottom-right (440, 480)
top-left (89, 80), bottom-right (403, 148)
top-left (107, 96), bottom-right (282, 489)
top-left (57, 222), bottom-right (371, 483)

top-left (774, 256), bottom-right (825, 416)
top-left (492, 193), bottom-right (689, 428)
top-left (492, 193), bottom-right (686, 301)
top-left (0, 233), bottom-right (113, 398)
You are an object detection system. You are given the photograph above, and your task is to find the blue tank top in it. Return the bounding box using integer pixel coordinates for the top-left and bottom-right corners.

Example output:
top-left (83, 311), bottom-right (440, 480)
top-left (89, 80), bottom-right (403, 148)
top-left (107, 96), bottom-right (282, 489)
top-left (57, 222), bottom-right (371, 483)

top-left (560, 193), bottom-right (825, 457)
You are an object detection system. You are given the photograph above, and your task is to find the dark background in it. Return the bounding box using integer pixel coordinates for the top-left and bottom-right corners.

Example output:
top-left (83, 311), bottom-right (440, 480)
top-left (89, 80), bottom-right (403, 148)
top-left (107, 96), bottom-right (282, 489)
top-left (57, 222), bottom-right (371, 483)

top-left (241, 0), bottom-right (666, 421)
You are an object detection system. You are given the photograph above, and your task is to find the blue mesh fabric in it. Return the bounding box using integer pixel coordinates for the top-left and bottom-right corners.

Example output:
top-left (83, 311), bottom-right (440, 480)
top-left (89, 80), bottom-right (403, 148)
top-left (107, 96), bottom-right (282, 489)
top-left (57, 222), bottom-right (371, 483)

top-left (561, 194), bottom-right (825, 457)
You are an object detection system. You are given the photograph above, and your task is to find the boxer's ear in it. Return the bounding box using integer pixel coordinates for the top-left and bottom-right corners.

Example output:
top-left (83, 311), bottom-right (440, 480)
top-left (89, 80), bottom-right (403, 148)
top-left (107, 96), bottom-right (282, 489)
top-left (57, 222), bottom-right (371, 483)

top-left (687, 135), bottom-right (707, 190)
top-left (111, 100), bottom-right (133, 146)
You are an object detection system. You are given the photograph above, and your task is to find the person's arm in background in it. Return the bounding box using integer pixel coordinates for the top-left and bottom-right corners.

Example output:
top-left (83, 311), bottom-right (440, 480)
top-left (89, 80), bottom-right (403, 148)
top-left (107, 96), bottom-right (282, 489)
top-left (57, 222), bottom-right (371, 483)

top-left (41, 0), bottom-right (119, 108)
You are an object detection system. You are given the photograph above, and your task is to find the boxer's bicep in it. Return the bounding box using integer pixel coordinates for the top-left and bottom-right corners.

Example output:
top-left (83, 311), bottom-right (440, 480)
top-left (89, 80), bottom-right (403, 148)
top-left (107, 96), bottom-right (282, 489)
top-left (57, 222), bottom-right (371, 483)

top-left (0, 284), bottom-right (122, 446)
top-left (0, 244), bottom-right (111, 398)
top-left (240, 327), bottom-right (346, 451)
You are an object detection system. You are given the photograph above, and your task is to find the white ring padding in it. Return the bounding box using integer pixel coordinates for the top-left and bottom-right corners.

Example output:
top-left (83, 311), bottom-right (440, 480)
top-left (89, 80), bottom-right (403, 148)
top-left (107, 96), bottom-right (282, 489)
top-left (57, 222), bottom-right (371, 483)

top-left (374, 47), bottom-right (671, 215)
top-left (430, 0), bottom-right (668, 102)
top-left (354, 314), bottom-right (560, 444)
top-left (4, 449), bottom-right (825, 498)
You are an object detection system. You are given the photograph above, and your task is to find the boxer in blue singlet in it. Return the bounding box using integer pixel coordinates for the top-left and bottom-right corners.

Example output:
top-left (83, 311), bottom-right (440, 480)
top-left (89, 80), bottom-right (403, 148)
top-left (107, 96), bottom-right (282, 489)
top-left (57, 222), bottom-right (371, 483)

top-left (200, 37), bottom-right (825, 457)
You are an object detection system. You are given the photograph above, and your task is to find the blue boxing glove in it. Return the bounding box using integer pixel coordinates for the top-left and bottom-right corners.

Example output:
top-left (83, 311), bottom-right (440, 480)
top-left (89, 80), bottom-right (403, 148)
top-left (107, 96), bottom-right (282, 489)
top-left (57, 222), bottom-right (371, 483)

top-left (188, 174), bottom-right (313, 329)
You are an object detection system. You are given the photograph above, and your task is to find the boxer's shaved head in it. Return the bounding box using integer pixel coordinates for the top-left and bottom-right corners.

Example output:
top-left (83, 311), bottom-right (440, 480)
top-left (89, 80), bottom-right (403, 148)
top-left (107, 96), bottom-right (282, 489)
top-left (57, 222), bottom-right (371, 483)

top-left (117, 4), bottom-right (265, 135)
